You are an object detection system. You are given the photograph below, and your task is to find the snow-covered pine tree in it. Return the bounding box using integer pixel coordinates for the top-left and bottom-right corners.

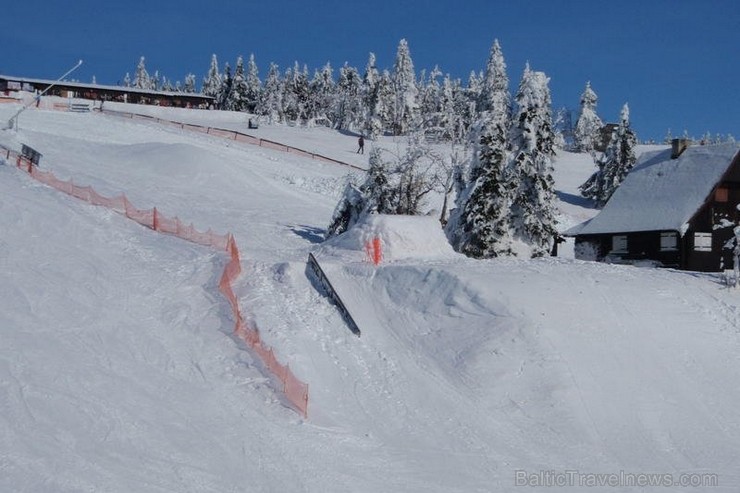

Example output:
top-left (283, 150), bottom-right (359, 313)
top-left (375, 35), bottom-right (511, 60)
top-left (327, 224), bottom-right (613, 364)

top-left (259, 63), bottom-right (283, 123)
top-left (573, 81), bottom-right (603, 153)
top-left (392, 39), bottom-right (419, 135)
top-left (364, 146), bottom-right (396, 214)
top-left (478, 40), bottom-right (510, 117)
top-left (508, 65), bottom-right (558, 257)
top-left (438, 74), bottom-right (460, 142)
top-left (308, 62), bottom-right (335, 126)
top-left (226, 56), bottom-right (248, 112)
top-left (282, 62), bottom-right (310, 124)
top-left (361, 53), bottom-right (380, 133)
top-left (370, 70), bottom-right (395, 140)
top-left (217, 63), bottom-right (232, 110)
top-left (160, 76), bottom-right (174, 92)
top-left (465, 70), bottom-right (483, 120)
top-left (419, 65), bottom-right (443, 137)
top-left (447, 41), bottom-right (512, 257)
top-left (133, 56), bottom-right (151, 90)
top-left (150, 70), bottom-right (161, 91)
top-left (183, 73), bottom-right (196, 94)
top-left (245, 54), bottom-right (261, 113)
top-left (448, 114), bottom-right (513, 257)
top-left (202, 54), bottom-right (222, 103)
top-left (580, 103), bottom-right (637, 207)
top-left (334, 63), bottom-right (363, 131)
top-left (122, 72), bottom-right (131, 88)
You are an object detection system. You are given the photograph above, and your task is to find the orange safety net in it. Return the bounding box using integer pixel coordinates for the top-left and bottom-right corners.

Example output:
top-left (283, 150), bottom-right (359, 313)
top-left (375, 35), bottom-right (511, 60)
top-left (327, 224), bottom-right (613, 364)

top-left (219, 236), bottom-right (309, 417)
top-left (5, 148), bottom-right (309, 418)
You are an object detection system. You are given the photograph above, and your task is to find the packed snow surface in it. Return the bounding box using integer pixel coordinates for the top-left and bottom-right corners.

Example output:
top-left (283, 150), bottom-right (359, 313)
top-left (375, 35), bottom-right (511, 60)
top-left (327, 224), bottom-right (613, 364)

top-left (1, 101), bottom-right (739, 492)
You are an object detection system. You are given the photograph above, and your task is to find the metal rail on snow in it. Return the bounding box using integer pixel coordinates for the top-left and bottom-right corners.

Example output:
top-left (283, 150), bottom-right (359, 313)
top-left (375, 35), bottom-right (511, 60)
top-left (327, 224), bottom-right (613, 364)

top-left (307, 252), bottom-right (361, 336)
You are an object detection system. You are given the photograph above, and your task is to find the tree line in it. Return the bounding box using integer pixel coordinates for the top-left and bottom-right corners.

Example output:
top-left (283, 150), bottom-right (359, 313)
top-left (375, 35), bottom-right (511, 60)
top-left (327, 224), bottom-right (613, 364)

top-left (120, 41), bottom-right (651, 258)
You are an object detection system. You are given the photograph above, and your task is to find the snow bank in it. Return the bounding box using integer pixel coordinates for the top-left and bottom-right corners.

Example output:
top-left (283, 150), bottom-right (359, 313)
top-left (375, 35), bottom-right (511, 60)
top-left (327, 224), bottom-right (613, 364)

top-left (317, 213), bottom-right (459, 262)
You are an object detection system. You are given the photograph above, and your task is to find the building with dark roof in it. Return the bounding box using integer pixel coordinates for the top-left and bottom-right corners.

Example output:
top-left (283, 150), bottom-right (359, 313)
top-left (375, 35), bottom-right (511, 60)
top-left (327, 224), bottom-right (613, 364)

top-left (0, 74), bottom-right (214, 109)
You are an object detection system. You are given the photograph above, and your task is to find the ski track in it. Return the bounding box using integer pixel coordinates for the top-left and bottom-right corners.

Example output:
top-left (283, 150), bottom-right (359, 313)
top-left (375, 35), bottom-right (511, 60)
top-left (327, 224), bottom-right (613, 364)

top-left (3, 105), bottom-right (740, 491)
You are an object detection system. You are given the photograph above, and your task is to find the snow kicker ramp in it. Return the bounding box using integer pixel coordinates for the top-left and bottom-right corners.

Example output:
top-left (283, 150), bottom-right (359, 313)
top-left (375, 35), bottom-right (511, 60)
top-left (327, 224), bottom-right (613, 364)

top-left (309, 249), bottom-right (740, 490)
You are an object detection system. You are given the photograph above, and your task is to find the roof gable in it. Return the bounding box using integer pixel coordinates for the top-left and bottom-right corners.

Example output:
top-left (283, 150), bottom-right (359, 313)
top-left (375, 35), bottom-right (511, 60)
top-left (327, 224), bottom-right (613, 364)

top-left (574, 143), bottom-right (740, 235)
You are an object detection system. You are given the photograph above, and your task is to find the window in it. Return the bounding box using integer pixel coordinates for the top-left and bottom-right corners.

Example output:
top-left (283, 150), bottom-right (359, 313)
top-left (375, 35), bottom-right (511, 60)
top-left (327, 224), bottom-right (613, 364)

top-left (612, 235), bottom-right (628, 253)
top-left (715, 187), bottom-right (729, 203)
top-left (694, 233), bottom-right (712, 252)
top-left (660, 232), bottom-right (678, 251)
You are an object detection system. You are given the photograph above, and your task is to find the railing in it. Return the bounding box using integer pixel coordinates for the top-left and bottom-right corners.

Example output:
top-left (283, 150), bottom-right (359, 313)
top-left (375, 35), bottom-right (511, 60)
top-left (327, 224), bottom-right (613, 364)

top-left (101, 109), bottom-right (365, 171)
top-left (307, 253), bottom-right (361, 336)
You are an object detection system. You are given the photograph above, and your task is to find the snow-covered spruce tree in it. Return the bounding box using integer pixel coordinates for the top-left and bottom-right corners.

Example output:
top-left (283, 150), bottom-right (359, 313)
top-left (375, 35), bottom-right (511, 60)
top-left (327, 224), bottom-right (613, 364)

top-left (259, 63), bottom-right (283, 123)
top-left (335, 63), bottom-right (364, 131)
top-left (419, 66), bottom-right (443, 137)
top-left (183, 73), bottom-right (196, 93)
top-left (226, 56), bottom-right (248, 112)
top-left (447, 41), bottom-right (512, 257)
top-left (508, 65), bottom-right (558, 257)
top-left (202, 54), bottom-right (222, 102)
top-left (133, 56), bottom-right (151, 90)
top-left (307, 62), bottom-right (335, 126)
top-left (122, 72), bottom-right (131, 88)
top-left (573, 81), bottom-right (603, 153)
top-left (448, 115), bottom-right (513, 257)
top-left (369, 70), bottom-right (395, 140)
top-left (245, 54), bottom-right (261, 113)
top-left (437, 75), bottom-right (458, 142)
top-left (392, 39), bottom-right (419, 135)
top-left (151, 70), bottom-right (162, 91)
top-left (160, 76), bottom-right (174, 92)
top-left (579, 103), bottom-right (637, 207)
top-left (282, 62), bottom-right (310, 124)
top-left (361, 53), bottom-right (380, 137)
top-left (217, 63), bottom-right (232, 110)
top-left (478, 40), bottom-right (510, 117)
top-left (553, 107), bottom-right (575, 150)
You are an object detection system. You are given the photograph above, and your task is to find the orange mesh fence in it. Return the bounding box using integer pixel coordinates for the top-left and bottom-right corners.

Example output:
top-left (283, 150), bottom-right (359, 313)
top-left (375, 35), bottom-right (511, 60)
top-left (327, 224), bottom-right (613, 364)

top-left (218, 235), bottom-right (309, 416)
top-left (3, 144), bottom-right (309, 418)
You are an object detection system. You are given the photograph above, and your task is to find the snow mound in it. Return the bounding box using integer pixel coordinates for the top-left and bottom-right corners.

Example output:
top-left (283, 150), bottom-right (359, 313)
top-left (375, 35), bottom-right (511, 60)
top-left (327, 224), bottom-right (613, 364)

top-left (318, 213), bottom-right (459, 262)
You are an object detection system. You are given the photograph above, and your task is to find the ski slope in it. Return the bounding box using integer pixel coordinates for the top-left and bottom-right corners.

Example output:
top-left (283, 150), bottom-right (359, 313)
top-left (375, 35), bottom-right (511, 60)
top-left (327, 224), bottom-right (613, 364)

top-left (1, 101), bottom-right (739, 492)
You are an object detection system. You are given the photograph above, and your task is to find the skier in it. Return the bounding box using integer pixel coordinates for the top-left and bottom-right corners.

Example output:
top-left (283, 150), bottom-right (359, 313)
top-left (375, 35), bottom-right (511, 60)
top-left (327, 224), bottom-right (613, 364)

top-left (357, 135), bottom-right (365, 154)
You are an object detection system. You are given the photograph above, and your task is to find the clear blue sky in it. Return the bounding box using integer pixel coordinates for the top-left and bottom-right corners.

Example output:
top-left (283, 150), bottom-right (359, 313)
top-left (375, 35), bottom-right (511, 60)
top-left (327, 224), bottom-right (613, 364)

top-left (2, 0), bottom-right (738, 142)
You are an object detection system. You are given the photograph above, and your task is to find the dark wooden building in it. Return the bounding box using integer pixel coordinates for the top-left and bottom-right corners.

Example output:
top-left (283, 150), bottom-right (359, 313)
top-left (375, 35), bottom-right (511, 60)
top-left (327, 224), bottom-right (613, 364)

top-left (0, 74), bottom-right (214, 109)
top-left (568, 140), bottom-right (740, 272)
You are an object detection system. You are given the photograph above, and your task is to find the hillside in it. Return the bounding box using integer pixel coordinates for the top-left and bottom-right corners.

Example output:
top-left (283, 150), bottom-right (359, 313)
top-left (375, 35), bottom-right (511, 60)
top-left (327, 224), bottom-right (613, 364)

top-left (1, 102), bottom-right (738, 492)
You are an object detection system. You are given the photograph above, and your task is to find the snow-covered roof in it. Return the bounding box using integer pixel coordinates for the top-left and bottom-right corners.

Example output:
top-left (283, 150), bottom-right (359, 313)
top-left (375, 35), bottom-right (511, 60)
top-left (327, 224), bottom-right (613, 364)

top-left (571, 142), bottom-right (740, 235)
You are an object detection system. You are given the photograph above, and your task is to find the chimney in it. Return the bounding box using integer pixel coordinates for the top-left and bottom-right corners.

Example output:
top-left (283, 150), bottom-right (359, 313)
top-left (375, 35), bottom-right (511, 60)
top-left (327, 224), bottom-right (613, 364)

top-left (671, 138), bottom-right (689, 159)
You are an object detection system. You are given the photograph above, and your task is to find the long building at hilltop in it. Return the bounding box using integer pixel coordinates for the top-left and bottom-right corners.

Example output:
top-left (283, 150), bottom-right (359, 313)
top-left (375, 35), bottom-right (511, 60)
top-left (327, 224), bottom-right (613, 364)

top-left (0, 74), bottom-right (214, 109)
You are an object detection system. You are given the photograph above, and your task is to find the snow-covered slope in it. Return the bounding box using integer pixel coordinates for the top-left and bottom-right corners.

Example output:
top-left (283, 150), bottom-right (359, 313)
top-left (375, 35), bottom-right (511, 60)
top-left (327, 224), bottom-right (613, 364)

top-left (1, 102), bottom-right (738, 492)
